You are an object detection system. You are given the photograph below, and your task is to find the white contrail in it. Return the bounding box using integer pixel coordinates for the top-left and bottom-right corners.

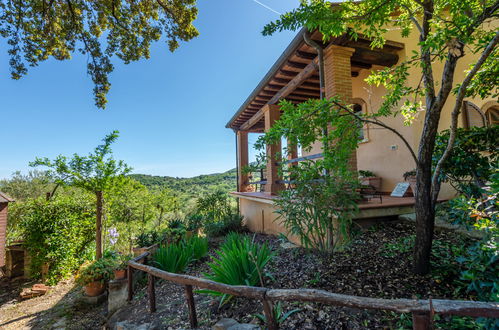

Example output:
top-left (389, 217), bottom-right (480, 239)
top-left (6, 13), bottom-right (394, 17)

top-left (250, 0), bottom-right (281, 15)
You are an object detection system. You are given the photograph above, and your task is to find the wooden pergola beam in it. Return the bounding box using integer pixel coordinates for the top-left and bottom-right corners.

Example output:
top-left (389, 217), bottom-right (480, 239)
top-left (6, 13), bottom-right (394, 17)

top-left (269, 59), bottom-right (318, 105)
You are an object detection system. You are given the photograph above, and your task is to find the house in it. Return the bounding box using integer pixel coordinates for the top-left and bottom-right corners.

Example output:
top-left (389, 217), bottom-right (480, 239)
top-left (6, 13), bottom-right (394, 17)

top-left (0, 191), bottom-right (14, 270)
top-left (225, 27), bottom-right (497, 238)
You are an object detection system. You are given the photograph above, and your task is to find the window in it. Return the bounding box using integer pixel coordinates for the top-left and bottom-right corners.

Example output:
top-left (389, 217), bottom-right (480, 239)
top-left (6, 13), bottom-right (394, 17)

top-left (485, 107), bottom-right (499, 126)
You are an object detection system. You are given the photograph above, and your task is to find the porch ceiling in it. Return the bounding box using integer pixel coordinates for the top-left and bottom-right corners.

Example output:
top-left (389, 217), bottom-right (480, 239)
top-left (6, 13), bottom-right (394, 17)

top-left (226, 28), bottom-right (404, 132)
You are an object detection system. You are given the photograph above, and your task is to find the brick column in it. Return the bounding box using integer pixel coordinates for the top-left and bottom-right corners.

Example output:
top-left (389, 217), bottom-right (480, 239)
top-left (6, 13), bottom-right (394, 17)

top-left (236, 130), bottom-right (250, 192)
top-left (263, 104), bottom-right (284, 195)
top-left (324, 45), bottom-right (358, 172)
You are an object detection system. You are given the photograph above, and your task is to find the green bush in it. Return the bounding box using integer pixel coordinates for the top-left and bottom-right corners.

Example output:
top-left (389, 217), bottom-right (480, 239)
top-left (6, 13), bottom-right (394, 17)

top-left (153, 242), bottom-right (192, 273)
top-left (202, 233), bottom-right (274, 305)
top-left (186, 235), bottom-right (208, 261)
top-left (205, 213), bottom-right (244, 237)
top-left (16, 195), bottom-right (95, 285)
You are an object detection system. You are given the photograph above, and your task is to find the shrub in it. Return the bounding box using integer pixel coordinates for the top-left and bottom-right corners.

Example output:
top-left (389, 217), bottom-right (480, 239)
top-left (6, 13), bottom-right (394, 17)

top-left (76, 257), bottom-right (115, 285)
top-left (196, 190), bottom-right (233, 221)
top-left (153, 242), bottom-right (192, 273)
top-left (205, 213), bottom-right (244, 237)
top-left (202, 233), bottom-right (274, 305)
top-left (16, 195), bottom-right (95, 285)
top-left (186, 235), bottom-right (208, 261)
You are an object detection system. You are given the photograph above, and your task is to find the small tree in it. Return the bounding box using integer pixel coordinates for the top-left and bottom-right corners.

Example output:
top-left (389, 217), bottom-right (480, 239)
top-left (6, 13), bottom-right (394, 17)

top-left (262, 0), bottom-right (498, 274)
top-left (255, 99), bottom-right (360, 254)
top-left (30, 130), bottom-right (131, 259)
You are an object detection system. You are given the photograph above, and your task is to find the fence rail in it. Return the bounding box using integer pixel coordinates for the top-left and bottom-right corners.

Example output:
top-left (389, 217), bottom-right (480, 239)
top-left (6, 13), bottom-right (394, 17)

top-left (127, 252), bottom-right (499, 330)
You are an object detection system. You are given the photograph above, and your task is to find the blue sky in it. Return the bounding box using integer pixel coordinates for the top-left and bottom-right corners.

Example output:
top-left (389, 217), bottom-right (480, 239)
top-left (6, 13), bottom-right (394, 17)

top-left (0, 0), bottom-right (300, 179)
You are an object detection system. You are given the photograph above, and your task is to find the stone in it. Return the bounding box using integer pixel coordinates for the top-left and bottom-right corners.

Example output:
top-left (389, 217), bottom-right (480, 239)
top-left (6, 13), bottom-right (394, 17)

top-left (227, 324), bottom-right (260, 330)
top-left (51, 317), bottom-right (67, 329)
top-left (108, 279), bottom-right (128, 315)
top-left (280, 242), bottom-right (298, 249)
top-left (213, 318), bottom-right (239, 330)
top-left (80, 291), bottom-right (107, 305)
top-left (116, 321), bottom-right (151, 330)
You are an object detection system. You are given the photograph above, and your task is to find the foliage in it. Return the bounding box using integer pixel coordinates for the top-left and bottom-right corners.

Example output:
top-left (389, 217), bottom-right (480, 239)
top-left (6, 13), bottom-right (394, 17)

top-left (196, 190), bottom-right (233, 222)
top-left (153, 241), bottom-right (192, 273)
top-left (76, 257), bottom-right (115, 286)
top-left (30, 131), bottom-right (131, 258)
top-left (358, 170), bottom-right (376, 178)
top-left (30, 131), bottom-right (131, 193)
top-left (105, 177), bottom-right (156, 253)
top-left (16, 194), bottom-right (95, 285)
top-left (130, 169), bottom-right (237, 198)
top-left (255, 99), bottom-right (360, 254)
top-left (186, 214), bottom-right (204, 231)
top-left (0, 0), bottom-right (199, 108)
top-left (185, 235), bottom-right (208, 261)
top-left (403, 170), bottom-right (417, 181)
top-left (0, 170), bottom-right (53, 201)
top-left (112, 253), bottom-right (133, 270)
top-left (433, 126), bottom-right (499, 197)
top-left (202, 233), bottom-right (274, 305)
top-left (204, 213), bottom-right (245, 238)
top-left (255, 302), bottom-right (301, 327)
top-left (136, 230), bottom-right (162, 248)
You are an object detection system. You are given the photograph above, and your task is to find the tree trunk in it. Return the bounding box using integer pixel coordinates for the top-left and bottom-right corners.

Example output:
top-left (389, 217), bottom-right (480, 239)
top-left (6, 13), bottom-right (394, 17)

top-left (96, 191), bottom-right (103, 260)
top-left (413, 106), bottom-right (441, 274)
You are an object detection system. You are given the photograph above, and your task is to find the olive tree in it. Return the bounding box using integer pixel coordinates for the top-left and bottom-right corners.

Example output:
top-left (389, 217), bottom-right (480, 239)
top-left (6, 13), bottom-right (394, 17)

top-left (263, 0), bottom-right (498, 274)
top-left (30, 130), bottom-right (131, 259)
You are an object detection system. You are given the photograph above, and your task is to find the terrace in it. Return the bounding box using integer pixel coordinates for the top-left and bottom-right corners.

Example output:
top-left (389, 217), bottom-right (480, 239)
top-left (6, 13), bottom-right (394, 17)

top-left (226, 29), bottom-right (418, 223)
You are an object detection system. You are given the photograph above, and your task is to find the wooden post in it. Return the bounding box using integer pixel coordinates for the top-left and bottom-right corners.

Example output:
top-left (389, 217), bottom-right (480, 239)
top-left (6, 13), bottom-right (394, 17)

top-left (148, 273), bottom-right (156, 313)
top-left (263, 104), bottom-right (284, 195)
top-left (184, 285), bottom-right (198, 328)
top-left (412, 312), bottom-right (430, 330)
top-left (262, 299), bottom-right (277, 330)
top-left (127, 265), bottom-right (133, 301)
top-left (237, 130), bottom-right (250, 192)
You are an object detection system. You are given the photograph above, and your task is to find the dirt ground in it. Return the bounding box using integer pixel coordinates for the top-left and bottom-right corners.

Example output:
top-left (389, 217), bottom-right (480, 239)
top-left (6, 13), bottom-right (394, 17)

top-left (0, 277), bottom-right (107, 329)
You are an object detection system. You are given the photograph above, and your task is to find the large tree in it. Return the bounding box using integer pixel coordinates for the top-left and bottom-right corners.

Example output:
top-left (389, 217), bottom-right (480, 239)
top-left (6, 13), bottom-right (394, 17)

top-left (0, 0), bottom-right (198, 108)
top-left (263, 0), bottom-right (498, 274)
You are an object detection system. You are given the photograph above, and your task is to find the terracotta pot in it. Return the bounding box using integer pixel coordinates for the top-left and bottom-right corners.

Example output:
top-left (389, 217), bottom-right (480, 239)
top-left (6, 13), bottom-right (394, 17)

top-left (114, 269), bottom-right (126, 280)
top-left (84, 281), bottom-right (105, 297)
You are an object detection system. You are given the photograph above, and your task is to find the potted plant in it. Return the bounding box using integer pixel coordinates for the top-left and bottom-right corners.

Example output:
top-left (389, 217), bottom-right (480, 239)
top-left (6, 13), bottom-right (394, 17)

top-left (358, 170), bottom-right (382, 191)
top-left (77, 258), bottom-right (114, 297)
top-left (403, 169), bottom-right (417, 195)
top-left (112, 254), bottom-right (131, 280)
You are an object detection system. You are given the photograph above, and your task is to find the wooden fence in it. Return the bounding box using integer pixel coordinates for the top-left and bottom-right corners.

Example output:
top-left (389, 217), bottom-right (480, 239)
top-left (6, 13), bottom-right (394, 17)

top-left (127, 252), bottom-right (499, 330)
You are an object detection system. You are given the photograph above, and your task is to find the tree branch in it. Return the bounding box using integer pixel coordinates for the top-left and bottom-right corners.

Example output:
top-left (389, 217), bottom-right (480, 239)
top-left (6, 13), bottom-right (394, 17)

top-left (431, 31), bottom-right (499, 202)
top-left (329, 99), bottom-right (419, 165)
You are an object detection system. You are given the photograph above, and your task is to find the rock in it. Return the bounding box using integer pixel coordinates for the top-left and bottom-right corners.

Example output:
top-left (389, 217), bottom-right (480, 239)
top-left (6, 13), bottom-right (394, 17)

top-left (213, 319), bottom-right (259, 330)
top-left (281, 242), bottom-right (298, 249)
top-left (108, 279), bottom-right (128, 315)
top-left (79, 291), bottom-right (107, 305)
top-left (399, 213), bottom-right (485, 239)
top-left (116, 321), bottom-right (151, 330)
top-left (227, 324), bottom-right (260, 330)
top-left (51, 317), bottom-right (67, 329)
top-left (213, 318), bottom-right (239, 330)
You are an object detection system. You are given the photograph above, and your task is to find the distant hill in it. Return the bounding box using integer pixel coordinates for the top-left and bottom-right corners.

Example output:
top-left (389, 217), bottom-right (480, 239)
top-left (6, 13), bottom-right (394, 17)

top-left (130, 168), bottom-right (237, 197)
